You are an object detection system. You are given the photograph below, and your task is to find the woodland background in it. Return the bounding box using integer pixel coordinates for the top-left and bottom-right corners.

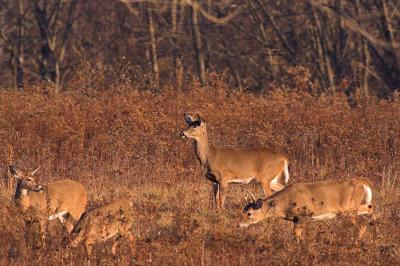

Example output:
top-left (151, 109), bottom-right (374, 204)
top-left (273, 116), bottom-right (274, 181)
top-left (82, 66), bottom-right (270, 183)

top-left (0, 0), bottom-right (399, 95)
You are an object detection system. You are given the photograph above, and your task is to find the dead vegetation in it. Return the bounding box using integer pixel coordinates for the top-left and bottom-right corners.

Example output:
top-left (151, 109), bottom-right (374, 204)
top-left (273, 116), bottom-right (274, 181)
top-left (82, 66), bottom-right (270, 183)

top-left (0, 78), bottom-right (399, 265)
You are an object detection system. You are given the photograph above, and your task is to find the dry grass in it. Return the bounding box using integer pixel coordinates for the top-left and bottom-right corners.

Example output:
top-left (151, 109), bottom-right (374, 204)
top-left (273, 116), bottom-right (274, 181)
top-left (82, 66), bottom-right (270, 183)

top-left (0, 78), bottom-right (399, 265)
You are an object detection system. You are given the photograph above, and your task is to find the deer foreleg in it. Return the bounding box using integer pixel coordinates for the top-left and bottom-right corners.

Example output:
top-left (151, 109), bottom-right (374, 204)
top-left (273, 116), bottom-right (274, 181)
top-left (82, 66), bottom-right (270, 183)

top-left (293, 217), bottom-right (307, 243)
top-left (212, 182), bottom-right (220, 207)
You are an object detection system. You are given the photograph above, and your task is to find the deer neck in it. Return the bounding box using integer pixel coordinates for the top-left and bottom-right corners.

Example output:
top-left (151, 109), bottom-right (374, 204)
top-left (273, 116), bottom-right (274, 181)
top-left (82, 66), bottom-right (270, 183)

top-left (194, 131), bottom-right (210, 167)
top-left (14, 180), bottom-right (24, 200)
top-left (14, 181), bottom-right (30, 210)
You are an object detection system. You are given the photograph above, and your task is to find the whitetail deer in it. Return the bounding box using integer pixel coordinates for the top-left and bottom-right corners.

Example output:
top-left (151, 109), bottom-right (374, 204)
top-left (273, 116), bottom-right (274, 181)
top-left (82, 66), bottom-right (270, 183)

top-left (69, 198), bottom-right (135, 257)
top-left (9, 165), bottom-right (87, 238)
top-left (180, 114), bottom-right (289, 209)
top-left (240, 178), bottom-right (374, 240)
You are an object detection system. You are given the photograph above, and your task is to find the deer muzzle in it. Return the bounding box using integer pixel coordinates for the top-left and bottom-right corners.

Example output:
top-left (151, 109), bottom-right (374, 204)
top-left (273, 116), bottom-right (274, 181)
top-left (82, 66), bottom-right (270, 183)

top-left (179, 131), bottom-right (187, 138)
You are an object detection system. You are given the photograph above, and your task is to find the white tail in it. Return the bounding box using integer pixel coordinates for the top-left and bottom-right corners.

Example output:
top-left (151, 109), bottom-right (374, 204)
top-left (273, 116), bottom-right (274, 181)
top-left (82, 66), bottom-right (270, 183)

top-left (283, 160), bottom-right (289, 184)
top-left (363, 184), bottom-right (372, 205)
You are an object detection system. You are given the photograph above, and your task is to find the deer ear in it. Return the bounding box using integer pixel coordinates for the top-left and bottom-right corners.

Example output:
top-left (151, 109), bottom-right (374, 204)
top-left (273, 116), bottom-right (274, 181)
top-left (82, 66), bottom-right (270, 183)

top-left (9, 165), bottom-right (18, 175)
top-left (184, 113), bottom-right (195, 125)
top-left (31, 167), bottom-right (40, 176)
top-left (196, 114), bottom-right (202, 123)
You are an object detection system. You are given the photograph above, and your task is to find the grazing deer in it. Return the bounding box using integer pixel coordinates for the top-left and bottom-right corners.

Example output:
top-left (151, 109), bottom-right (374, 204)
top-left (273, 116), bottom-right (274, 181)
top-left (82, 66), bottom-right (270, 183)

top-left (240, 178), bottom-right (374, 240)
top-left (9, 165), bottom-right (87, 236)
top-left (180, 114), bottom-right (289, 209)
top-left (69, 198), bottom-right (135, 257)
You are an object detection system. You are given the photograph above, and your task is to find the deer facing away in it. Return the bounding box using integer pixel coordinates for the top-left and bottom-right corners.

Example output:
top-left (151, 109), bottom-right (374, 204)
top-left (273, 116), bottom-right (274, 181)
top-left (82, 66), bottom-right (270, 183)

top-left (9, 165), bottom-right (87, 237)
top-left (69, 198), bottom-right (135, 257)
top-left (180, 114), bottom-right (289, 209)
top-left (240, 177), bottom-right (374, 240)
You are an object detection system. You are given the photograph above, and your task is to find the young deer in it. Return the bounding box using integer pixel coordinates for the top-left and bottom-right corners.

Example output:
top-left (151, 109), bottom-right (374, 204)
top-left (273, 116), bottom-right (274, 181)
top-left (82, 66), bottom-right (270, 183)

top-left (10, 165), bottom-right (87, 237)
top-left (69, 198), bottom-right (135, 257)
top-left (240, 178), bottom-right (374, 240)
top-left (180, 114), bottom-right (289, 209)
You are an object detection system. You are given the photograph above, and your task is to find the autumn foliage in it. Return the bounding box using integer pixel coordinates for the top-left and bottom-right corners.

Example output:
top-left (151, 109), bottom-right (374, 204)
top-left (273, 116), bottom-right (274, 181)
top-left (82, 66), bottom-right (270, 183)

top-left (0, 76), bottom-right (399, 264)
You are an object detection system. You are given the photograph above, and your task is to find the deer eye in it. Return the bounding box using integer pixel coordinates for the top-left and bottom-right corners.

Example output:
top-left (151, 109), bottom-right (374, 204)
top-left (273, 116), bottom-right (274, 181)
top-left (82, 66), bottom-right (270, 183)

top-left (247, 213), bottom-right (251, 217)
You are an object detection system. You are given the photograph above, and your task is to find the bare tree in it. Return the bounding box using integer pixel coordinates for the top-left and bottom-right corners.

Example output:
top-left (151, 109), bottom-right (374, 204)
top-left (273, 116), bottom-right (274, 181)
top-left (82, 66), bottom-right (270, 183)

top-left (311, 0), bottom-right (400, 93)
top-left (0, 0), bottom-right (29, 89)
top-left (374, 0), bottom-right (400, 91)
top-left (30, 0), bottom-right (79, 92)
top-left (0, 0), bottom-right (398, 95)
top-left (190, 3), bottom-right (206, 85)
top-left (147, 5), bottom-right (160, 89)
top-left (121, 0), bottom-right (241, 87)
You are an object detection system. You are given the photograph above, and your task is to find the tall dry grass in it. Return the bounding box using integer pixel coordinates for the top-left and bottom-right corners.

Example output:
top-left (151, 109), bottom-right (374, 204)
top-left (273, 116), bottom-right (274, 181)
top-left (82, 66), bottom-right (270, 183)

top-left (0, 77), bottom-right (399, 265)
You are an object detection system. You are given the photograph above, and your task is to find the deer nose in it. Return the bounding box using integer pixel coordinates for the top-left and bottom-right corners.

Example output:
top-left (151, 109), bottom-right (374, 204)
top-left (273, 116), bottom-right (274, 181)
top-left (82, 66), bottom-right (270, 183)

top-left (179, 131), bottom-right (186, 138)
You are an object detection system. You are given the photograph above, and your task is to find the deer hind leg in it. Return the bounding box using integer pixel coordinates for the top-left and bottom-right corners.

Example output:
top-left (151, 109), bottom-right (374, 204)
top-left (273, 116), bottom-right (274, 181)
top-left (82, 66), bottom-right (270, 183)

top-left (358, 225), bottom-right (367, 240)
top-left (212, 182), bottom-right (220, 208)
top-left (269, 171), bottom-right (286, 193)
top-left (218, 182), bottom-right (228, 209)
top-left (350, 214), bottom-right (370, 241)
top-left (52, 211), bottom-right (75, 233)
top-left (259, 180), bottom-right (272, 197)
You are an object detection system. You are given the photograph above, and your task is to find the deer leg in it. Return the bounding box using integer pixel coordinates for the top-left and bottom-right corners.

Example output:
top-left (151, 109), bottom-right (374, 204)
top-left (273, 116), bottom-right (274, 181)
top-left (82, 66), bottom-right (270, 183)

top-left (260, 180), bottom-right (272, 197)
top-left (37, 219), bottom-right (47, 248)
top-left (112, 234), bottom-right (123, 255)
top-left (127, 231), bottom-right (136, 250)
top-left (111, 241), bottom-right (119, 255)
top-left (54, 212), bottom-right (75, 233)
top-left (350, 215), bottom-right (357, 226)
top-left (358, 224), bottom-right (367, 240)
top-left (84, 240), bottom-right (93, 257)
top-left (64, 221), bottom-right (75, 234)
top-left (212, 182), bottom-right (220, 208)
top-left (218, 182), bottom-right (228, 209)
top-left (293, 218), bottom-right (306, 243)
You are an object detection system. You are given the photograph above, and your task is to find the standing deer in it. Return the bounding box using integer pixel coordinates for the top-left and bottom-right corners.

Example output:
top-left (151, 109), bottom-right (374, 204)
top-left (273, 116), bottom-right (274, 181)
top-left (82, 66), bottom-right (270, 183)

top-left (240, 178), bottom-right (374, 240)
top-left (69, 198), bottom-right (135, 257)
top-left (180, 114), bottom-right (289, 209)
top-left (9, 165), bottom-right (87, 238)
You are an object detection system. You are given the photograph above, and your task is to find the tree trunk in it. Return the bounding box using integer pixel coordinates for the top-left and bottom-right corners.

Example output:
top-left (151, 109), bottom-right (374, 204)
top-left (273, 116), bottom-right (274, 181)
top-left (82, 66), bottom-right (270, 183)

top-left (171, 0), bottom-right (183, 90)
top-left (355, 0), bottom-right (370, 95)
top-left (147, 6), bottom-right (159, 90)
top-left (15, 0), bottom-right (25, 89)
top-left (375, 0), bottom-right (400, 91)
top-left (191, 5), bottom-right (206, 86)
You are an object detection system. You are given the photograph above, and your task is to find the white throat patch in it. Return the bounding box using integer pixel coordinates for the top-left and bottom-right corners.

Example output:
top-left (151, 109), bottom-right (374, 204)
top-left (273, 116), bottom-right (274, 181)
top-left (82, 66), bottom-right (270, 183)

top-left (21, 189), bottom-right (28, 196)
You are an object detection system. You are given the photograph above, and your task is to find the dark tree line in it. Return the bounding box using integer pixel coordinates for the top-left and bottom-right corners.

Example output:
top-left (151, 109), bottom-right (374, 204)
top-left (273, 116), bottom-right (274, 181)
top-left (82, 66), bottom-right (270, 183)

top-left (0, 0), bottom-right (399, 95)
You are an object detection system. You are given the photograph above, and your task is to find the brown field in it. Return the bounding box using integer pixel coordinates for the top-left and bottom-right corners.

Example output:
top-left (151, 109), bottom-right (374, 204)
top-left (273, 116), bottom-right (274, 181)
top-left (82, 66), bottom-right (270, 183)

top-left (0, 80), bottom-right (400, 265)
